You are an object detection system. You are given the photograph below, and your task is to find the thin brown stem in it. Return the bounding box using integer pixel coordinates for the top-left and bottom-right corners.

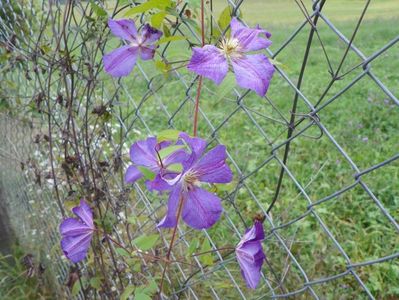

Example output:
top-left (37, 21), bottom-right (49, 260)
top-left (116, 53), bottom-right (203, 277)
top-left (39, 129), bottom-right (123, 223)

top-left (159, 196), bottom-right (185, 294)
top-left (192, 0), bottom-right (206, 137)
top-left (192, 76), bottom-right (203, 137)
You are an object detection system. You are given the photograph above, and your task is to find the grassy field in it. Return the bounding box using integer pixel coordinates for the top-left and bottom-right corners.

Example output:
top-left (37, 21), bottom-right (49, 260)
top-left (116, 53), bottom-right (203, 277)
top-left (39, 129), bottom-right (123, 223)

top-left (213, 0), bottom-right (399, 25)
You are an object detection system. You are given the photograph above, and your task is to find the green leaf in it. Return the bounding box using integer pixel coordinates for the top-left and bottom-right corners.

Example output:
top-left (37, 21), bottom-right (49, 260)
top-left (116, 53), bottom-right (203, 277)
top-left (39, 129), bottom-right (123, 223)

top-left (124, 0), bottom-right (172, 17)
top-left (135, 293), bottom-right (152, 300)
top-left (143, 279), bottom-right (158, 294)
top-left (90, 277), bottom-right (102, 290)
top-left (187, 238), bottom-right (200, 256)
top-left (40, 44), bottom-right (52, 54)
top-left (127, 216), bottom-right (136, 225)
top-left (90, 0), bottom-right (107, 17)
top-left (121, 285), bottom-right (135, 300)
top-left (132, 234), bottom-right (159, 251)
top-left (215, 72), bottom-right (236, 101)
top-left (156, 36), bottom-right (187, 44)
top-left (151, 11), bottom-right (166, 28)
top-left (199, 239), bottom-right (213, 266)
top-left (64, 199), bottom-right (80, 211)
top-left (155, 60), bottom-right (171, 77)
top-left (157, 129), bottom-right (180, 142)
top-left (163, 24), bottom-right (171, 37)
top-left (115, 247), bottom-right (131, 257)
top-left (166, 163), bottom-right (182, 173)
top-left (132, 263), bottom-right (141, 272)
top-left (72, 280), bottom-right (82, 297)
top-left (137, 166), bottom-right (156, 181)
top-left (214, 180), bottom-right (237, 193)
top-left (100, 211), bottom-right (117, 234)
top-left (217, 6), bottom-right (232, 33)
top-left (158, 145), bottom-right (185, 160)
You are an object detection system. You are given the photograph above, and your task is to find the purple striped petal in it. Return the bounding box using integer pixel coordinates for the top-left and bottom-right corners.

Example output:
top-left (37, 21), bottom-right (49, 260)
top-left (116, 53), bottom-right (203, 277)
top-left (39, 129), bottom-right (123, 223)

top-left (157, 185), bottom-right (182, 228)
top-left (187, 45), bottom-right (228, 85)
top-left (59, 218), bottom-right (92, 237)
top-left (129, 137), bottom-right (158, 170)
top-left (61, 233), bottom-right (93, 263)
top-left (236, 243), bottom-right (265, 289)
top-left (108, 19), bottom-right (137, 42)
top-left (230, 17), bottom-right (272, 52)
top-left (195, 145), bottom-right (233, 184)
top-left (231, 54), bottom-right (274, 97)
top-left (125, 165), bottom-right (143, 184)
top-left (140, 45), bottom-right (156, 60)
top-left (72, 200), bottom-right (93, 228)
top-left (146, 173), bottom-right (173, 192)
top-left (239, 220), bottom-right (265, 244)
top-left (182, 187), bottom-right (223, 229)
top-left (103, 45), bottom-right (138, 77)
top-left (141, 24), bottom-right (162, 44)
top-left (236, 220), bottom-right (265, 289)
top-left (179, 132), bottom-right (207, 171)
top-left (59, 200), bottom-right (95, 263)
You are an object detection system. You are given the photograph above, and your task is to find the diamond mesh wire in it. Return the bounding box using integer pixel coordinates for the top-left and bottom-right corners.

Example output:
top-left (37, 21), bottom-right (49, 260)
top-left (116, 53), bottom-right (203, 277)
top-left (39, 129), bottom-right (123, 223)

top-left (0, 0), bottom-right (398, 299)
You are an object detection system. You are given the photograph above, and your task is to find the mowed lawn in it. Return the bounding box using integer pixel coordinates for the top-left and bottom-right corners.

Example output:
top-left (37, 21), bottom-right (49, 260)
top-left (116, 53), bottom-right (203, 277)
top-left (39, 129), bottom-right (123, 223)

top-left (213, 0), bottom-right (399, 25)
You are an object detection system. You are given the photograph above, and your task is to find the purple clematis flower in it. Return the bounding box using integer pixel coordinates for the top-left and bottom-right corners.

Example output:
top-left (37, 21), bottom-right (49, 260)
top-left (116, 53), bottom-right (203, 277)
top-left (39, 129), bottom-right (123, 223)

top-left (187, 17), bottom-right (275, 97)
top-left (103, 19), bottom-right (162, 77)
top-left (59, 200), bottom-right (95, 263)
top-left (158, 132), bottom-right (233, 230)
top-left (235, 220), bottom-right (265, 289)
top-left (125, 136), bottom-right (188, 192)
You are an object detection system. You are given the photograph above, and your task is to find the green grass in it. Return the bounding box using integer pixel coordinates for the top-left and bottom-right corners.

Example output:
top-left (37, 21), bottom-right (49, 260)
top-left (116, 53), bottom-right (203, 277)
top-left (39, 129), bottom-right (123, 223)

top-left (0, 245), bottom-right (54, 300)
top-left (213, 0), bottom-right (399, 25)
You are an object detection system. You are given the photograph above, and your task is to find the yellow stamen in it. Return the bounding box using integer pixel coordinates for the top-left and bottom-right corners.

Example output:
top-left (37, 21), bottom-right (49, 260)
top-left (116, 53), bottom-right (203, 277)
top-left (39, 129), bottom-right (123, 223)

top-left (219, 38), bottom-right (242, 58)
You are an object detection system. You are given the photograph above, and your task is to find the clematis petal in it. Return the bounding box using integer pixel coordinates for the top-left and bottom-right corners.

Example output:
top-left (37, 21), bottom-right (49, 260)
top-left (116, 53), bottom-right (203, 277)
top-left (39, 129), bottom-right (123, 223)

top-left (141, 24), bottom-right (162, 44)
top-left (237, 241), bottom-right (265, 264)
top-left (108, 18), bottom-right (138, 42)
top-left (140, 45), bottom-right (156, 61)
top-left (179, 132), bottom-right (206, 169)
top-left (61, 233), bottom-right (92, 263)
top-left (145, 173), bottom-right (174, 192)
top-left (60, 218), bottom-right (92, 237)
top-left (157, 185), bottom-right (182, 228)
top-left (103, 45), bottom-right (138, 77)
top-left (195, 145), bottom-right (233, 183)
top-left (129, 137), bottom-right (158, 170)
top-left (237, 250), bottom-right (264, 289)
top-left (239, 220), bottom-right (265, 245)
top-left (187, 45), bottom-right (228, 85)
top-left (125, 165), bottom-right (143, 184)
top-left (230, 17), bottom-right (272, 52)
top-left (72, 200), bottom-right (93, 228)
top-left (200, 163), bottom-right (232, 184)
top-left (182, 187), bottom-right (223, 230)
top-left (162, 144), bottom-right (190, 167)
top-left (235, 220), bottom-right (265, 288)
top-left (231, 54), bottom-right (274, 97)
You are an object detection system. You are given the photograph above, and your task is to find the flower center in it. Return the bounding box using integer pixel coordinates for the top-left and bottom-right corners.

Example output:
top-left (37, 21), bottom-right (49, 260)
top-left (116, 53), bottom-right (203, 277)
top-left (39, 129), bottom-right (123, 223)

top-left (130, 36), bottom-right (143, 47)
top-left (182, 170), bottom-right (199, 191)
top-left (219, 38), bottom-right (242, 58)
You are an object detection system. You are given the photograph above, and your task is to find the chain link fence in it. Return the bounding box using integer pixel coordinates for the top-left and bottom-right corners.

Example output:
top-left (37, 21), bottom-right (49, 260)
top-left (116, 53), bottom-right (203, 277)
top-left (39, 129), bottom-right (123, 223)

top-left (0, 0), bottom-right (398, 299)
